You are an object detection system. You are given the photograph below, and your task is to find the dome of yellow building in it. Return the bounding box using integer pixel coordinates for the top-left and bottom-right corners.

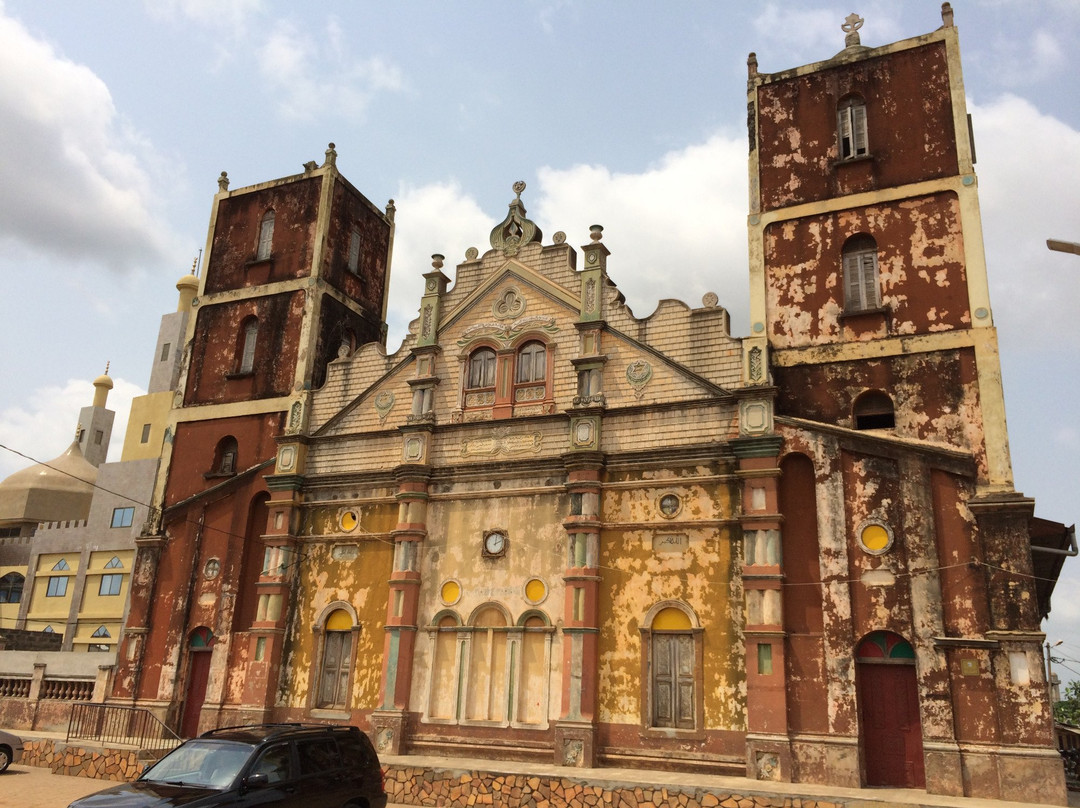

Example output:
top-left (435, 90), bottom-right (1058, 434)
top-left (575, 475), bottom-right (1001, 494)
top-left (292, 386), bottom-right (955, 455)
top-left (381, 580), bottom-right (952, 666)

top-left (0, 439), bottom-right (98, 524)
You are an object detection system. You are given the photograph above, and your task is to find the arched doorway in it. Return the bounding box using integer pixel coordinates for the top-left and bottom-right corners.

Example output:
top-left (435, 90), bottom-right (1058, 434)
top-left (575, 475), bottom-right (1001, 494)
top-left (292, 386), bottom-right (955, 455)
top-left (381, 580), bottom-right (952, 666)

top-left (856, 631), bottom-right (925, 787)
top-left (180, 626), bottom-right (215, 738)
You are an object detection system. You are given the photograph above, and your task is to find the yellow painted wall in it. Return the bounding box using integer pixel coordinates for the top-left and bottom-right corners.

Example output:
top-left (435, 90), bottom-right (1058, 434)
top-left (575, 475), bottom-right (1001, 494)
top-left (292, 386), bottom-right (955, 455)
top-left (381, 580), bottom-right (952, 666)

top-left (120, 391), bottom-right (173, 461)
top-left (27, 552), bottom-right (78, 634)
top-left (597, 474), bottom-right (744, 731)
top-left (280, 498), bottom-right (396, 710)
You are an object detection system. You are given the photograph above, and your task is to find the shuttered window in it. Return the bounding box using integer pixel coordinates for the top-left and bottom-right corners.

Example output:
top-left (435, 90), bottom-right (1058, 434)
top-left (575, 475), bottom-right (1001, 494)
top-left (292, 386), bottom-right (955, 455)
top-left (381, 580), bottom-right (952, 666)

top-left (842, 235), bottom-right (880, 312)
top-left (838, 98), bottom-right (869, 160)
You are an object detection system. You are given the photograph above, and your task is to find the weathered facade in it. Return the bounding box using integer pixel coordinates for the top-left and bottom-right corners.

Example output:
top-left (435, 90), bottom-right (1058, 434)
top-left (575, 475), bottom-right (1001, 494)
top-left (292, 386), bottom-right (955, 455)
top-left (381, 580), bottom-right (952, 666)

top-left (111, 146), bottom-right (396, 739)
top-left (111, 8), bottom-right (1070, 804)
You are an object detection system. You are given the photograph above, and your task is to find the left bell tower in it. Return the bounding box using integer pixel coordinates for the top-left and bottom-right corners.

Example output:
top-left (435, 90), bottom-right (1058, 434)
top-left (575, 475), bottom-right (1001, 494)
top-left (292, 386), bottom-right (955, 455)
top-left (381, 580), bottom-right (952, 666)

top-left (113, 145), bottom-right (395, 735)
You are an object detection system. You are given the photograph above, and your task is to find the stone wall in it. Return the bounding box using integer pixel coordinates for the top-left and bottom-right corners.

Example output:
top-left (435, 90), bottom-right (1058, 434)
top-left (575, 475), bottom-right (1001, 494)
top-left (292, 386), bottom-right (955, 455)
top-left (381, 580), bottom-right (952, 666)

top-left (383, 767), bottom-right (838, 808)
top-left (20, 737), bottom-right (149, 782)
top-left (17, 741), bottom-right (846, 808)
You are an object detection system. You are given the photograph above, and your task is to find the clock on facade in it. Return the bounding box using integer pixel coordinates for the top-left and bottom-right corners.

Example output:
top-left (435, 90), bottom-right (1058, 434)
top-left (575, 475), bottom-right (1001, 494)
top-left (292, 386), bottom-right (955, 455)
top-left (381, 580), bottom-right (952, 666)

top-left (483, 530), bottom-right (507, 558)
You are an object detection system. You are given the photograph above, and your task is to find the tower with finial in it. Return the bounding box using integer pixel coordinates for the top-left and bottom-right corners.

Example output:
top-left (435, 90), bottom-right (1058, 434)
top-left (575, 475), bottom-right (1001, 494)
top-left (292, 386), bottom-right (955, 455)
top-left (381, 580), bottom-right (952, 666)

top-left (111, 144), bottom-right (396, 734)
top-left (743, 5), bottom-right (1067, 803)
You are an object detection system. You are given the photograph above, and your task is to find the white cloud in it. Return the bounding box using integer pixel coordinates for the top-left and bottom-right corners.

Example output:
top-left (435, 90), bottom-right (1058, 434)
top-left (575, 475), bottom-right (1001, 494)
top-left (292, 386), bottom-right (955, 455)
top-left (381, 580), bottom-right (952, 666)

top-left (384, 181), bottom-right (495, 350)
top-left (145, 0), bottom-right (263, 31)
top-left (0, 8), bottom-right (174, 271)
top-left (534, 134), bottom-right (750, 334)
top-left (257, 18), bottom-right (404, 122)
top-left (969, 94), bottom-right (1080, 350)
top-left (0, 377), bottom-right (144, 482)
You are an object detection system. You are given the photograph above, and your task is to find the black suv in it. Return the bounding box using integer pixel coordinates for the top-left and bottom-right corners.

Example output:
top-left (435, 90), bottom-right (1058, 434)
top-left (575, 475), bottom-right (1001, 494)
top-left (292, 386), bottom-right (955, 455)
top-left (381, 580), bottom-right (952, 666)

top-left (67, 723), bottom-right (387, 808)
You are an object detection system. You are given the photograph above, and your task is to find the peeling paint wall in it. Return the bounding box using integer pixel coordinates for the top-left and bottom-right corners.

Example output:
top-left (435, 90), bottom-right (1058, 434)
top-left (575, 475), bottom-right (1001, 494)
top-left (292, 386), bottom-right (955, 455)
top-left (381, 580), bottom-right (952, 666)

top-left (756, 42), bottom-right (956, 212)
top-left (765, 193), bottom-right (969, 349)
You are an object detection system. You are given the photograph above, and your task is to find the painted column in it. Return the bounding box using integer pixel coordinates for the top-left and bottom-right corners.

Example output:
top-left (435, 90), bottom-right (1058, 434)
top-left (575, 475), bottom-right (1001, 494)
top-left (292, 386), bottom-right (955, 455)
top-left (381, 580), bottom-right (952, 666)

top-left (242, 437), bottom-right (306, 720)
top-left (371, 461), bottom-right (430, 755)
top-left (556, 451), bottom-right (604, 768)
top-left (731, 434), bottom-right (791, 782)
top-left (111, 534), bottom-right (165, 704)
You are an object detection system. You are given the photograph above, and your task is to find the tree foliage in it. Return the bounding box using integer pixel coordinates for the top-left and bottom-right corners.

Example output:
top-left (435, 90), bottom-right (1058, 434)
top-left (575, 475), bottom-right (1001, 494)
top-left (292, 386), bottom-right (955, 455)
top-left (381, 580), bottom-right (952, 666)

top-left (1054, 680), bottom-right (1080, 726)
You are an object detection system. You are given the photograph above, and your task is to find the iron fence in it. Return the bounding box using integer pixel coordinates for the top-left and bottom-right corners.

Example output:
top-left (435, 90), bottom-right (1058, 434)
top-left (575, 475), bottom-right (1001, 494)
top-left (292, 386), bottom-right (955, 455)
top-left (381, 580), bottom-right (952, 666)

top-left (68, 702), bottom-right (182, 752)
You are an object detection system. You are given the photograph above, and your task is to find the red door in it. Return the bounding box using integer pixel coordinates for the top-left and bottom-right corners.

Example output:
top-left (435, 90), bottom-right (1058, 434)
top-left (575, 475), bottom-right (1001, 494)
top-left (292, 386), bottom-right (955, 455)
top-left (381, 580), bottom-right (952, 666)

top-left (181, 650), bottom-right (212, 738)
top-left (858, 662), bottom-right (925, 787)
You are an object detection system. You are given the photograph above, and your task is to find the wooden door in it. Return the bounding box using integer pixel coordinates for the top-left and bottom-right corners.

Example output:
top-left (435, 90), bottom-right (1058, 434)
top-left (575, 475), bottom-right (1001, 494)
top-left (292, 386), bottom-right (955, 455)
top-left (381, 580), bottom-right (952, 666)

top-left (858, 662), bottom-right (925, 787)
top-left (181, 650), bottom-right (212, 738)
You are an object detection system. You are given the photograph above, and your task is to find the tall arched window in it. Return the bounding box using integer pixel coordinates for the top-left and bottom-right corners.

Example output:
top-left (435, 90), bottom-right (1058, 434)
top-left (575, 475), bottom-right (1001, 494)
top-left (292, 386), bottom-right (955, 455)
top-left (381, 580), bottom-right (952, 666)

top-left (842, 234), bottom-right (880, 312)
top-left (256, 209), bottom-right (275, 261)
top-left (347, 226), bottom-right (362, 274)
top-left (466, 605), bottom-right (509, 722)
top-left (317, 609), bottom-right (355, 709)
top-left (467, 348), bottom-right (496, 390)
top-left (237, 318), bottom-right (258, 374)
top-left (838, 95), bottom-right (868, 160)
top-left (0, 572), bottom-right (24, 603)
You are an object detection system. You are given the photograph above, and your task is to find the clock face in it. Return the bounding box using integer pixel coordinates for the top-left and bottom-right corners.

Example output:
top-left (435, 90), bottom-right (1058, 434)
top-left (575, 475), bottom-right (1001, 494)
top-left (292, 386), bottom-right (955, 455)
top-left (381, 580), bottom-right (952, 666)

top-left (483, 531), bottom-right (507, 556)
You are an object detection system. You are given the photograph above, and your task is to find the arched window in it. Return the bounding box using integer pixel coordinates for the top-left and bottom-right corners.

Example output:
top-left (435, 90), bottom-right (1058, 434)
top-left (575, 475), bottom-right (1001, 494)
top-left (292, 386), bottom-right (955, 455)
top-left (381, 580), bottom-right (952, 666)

top-left (52, 559), bottom-right (70, 571)
top-left (0, 572), bottom-right (24, 604)
top-left (515, 341), bottom-right (546, 383)
top-left (237, 318), bottom-right (259, 374)
top-left (466, 605), bottom-right (509, 722)
top-left (427, 611), bottom-right (463, 721)
top-left (842, 234), bottom-right (880, 312)
top-left (256, 209), bottom-right (275, 261)
top-left (213, 436), bottom-right (239, 475)
top-left (317, 608), bottom-right (355, 709)
top-left (347, 225), bottom-right (362, 274)
top-left (104, 556), bottom-right (123, 569)
top-left (467, 348), bottom-right (496, 390)
top-left (641, 602), bottom-right (703, 733)
top-left (853, 390), bottom-right (895, 429)
top-left (838, 95), bottom-right (868, 160)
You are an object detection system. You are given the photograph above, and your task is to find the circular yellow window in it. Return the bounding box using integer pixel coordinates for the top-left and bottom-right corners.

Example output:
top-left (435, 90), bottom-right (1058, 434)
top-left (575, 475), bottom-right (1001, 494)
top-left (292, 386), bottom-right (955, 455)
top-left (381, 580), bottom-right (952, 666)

top-left (524, 578), bottom-right (547, 605)
top-left (340, 510), bottom-right (358, 532)
top-left (860, 523), bottom-right (892, 554)
top-left (440, 580), bottom-right (461, 606)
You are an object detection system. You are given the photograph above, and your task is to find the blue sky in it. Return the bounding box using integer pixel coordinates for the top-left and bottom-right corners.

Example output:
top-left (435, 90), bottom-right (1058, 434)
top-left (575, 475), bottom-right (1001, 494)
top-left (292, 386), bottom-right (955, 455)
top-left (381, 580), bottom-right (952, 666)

top-left (1, 1), bottom-right (1079, 684)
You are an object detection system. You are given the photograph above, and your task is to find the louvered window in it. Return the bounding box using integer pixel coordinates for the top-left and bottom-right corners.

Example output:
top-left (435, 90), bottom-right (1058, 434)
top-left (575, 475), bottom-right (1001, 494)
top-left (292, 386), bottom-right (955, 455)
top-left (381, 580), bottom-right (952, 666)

top-left (838, 98), bottom-right (869, 160)
top-left (842, 234), bottom-right (880, 312)
top-left (256, 210), bottom-right (275, 260)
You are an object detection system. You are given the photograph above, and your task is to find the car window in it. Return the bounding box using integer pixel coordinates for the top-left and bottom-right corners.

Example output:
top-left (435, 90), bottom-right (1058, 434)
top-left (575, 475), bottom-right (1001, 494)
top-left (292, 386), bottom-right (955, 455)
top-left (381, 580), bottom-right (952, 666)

top-left (338, 733), bottom-right (376, 770)
top-left (250, 743), bottom-right (294, 784)
top-left (142, 740), bottom-right (253, 789)
top-left (296, 738), bottom-right (341, 774)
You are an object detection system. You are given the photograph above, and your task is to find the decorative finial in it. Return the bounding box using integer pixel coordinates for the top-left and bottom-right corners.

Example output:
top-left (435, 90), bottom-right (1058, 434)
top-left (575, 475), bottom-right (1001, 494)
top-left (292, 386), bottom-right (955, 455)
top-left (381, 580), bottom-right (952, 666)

top-left (941, 2), bottom-right (954, 27)
top-left (589, 225), bottom-right (604, 242)
top-left (303, 160), bottom-right (318, 172)
top-left (386, 199), bottom-right (396, 222)
top-left (553, 231), bottom-right (566, 244)
top-left (842, 13), bottom-right (864, 48)
top-left (490, 181), bottom-right (542, 256)
top-left (218, 171), bottom-right (229, 192)
top-left (431, 254), bottom-right (444, 270)
top-left (747, 52), bottom-right (758, 79)
top-left (323, 142), bottom-right (337, 168)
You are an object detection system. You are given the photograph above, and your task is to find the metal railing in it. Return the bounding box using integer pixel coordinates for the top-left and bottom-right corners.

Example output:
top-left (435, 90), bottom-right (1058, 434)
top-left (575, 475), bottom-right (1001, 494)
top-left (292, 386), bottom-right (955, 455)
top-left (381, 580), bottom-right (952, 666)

top-left (68, 702), bottom-right (182, 752)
